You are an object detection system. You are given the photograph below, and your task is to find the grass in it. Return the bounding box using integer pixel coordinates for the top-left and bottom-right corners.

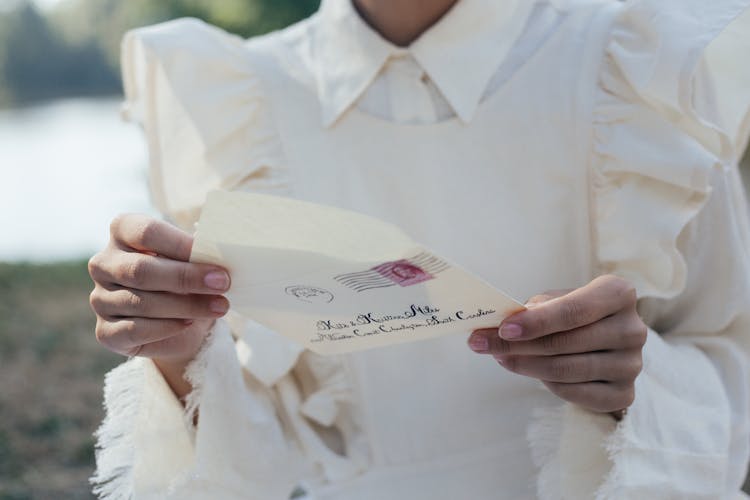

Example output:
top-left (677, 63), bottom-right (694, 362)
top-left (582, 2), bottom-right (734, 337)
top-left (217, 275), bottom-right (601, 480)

top-left (0, 261), bottom-right (120, 499)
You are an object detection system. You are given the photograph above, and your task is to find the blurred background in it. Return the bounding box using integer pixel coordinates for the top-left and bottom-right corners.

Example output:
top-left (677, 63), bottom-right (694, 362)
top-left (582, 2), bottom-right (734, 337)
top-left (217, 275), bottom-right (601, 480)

top-left (0, 1), bottom-right (317, 498)
top-left (0, 0), bottom-right (748, 498)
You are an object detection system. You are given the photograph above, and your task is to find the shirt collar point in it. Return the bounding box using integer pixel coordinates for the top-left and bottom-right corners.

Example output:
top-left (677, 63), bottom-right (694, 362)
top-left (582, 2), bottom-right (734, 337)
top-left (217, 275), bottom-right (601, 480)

top-left (317, 81), bottom-right (368, 128)
top-left (455, 104), bottom-right (477, 125)
top-left (434, 81), bottom-right (481, 124)
top-left (320, 107), bottom-right (340, 128)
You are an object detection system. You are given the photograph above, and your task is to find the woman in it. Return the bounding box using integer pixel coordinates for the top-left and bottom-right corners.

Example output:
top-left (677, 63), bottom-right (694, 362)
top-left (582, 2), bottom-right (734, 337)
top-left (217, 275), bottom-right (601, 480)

top-left (87, 0), bottom-right (750, 498)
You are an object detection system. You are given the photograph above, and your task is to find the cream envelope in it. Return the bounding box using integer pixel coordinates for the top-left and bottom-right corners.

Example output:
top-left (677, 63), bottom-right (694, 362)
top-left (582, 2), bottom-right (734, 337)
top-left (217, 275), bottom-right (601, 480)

top-left (191, 191), bottom-right (524, 355)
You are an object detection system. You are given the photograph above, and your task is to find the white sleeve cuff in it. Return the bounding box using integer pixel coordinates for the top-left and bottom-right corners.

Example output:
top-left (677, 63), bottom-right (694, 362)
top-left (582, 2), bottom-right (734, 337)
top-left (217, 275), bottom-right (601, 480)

top-left (91, 354), bottom-right (194, 499)
top-left (92, 319), bottom-right (305, 499)
top-left (528, 327), bottom-right (748, 499)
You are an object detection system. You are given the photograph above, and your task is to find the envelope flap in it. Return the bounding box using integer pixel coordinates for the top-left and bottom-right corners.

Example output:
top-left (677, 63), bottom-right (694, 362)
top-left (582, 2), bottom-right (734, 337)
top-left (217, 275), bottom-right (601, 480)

top-left (192, 191), bottom-right (416, 263)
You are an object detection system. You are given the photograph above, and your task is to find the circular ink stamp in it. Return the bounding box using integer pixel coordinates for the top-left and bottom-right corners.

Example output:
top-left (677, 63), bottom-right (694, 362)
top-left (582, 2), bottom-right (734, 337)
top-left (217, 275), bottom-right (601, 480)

top-left (285, 285), bottom-right (334, 304)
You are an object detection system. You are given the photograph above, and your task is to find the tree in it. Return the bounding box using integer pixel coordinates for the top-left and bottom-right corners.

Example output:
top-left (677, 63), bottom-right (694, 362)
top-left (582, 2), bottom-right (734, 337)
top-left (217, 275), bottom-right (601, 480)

top-left (0, 0), bottom-right (320, 106)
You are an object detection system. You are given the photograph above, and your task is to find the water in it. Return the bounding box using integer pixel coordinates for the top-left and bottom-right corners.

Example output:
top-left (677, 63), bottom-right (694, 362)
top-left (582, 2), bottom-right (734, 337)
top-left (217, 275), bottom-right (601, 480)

top-left (0, 97), bottom-right (158, 262)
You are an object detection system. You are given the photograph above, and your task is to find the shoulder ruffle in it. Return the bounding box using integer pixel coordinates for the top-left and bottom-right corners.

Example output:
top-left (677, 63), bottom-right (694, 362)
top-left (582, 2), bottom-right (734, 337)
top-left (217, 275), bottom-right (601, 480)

top-left (121, 18), bottom-right (289, 229)
top-left (532, 3), bottom-right (750, 496)
top-left (591, 0), bottom-right (750, 299)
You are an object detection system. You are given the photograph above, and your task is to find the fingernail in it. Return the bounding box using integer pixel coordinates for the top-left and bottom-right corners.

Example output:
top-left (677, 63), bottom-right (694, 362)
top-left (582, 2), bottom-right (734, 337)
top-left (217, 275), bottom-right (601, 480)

top-left (204, 271), bottom-right (229, 290)
top-left (183, 319), bottom-right (194, 326)
top-left (468, 335), bottom-right (489, 353)
top-left (210, 298), bottom-right (228, 314)
top-left (499, 323), bottom-right (522, 340)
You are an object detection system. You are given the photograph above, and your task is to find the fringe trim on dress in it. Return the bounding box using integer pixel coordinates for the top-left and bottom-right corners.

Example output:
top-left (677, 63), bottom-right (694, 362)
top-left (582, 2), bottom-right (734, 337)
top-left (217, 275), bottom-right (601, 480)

top-left (90, 358), bottom-right (144, 500)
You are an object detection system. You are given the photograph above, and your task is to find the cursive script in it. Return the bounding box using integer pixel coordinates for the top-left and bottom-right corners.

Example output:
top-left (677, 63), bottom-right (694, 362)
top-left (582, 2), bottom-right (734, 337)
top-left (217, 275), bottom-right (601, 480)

top-left (316, 304), bottom-right (440, 331)
top-left (311, 305), bottom-right (497, 344)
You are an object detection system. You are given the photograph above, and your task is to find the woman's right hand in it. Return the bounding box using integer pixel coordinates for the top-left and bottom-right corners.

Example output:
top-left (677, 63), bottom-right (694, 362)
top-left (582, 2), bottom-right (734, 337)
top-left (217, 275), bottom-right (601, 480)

top-left (88, 214), bottom-right (231, 367)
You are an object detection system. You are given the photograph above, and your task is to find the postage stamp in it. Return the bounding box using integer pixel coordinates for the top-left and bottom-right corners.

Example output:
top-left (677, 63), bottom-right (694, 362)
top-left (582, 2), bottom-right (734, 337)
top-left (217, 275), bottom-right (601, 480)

top-left (334, 252), bottom-right (449, 292)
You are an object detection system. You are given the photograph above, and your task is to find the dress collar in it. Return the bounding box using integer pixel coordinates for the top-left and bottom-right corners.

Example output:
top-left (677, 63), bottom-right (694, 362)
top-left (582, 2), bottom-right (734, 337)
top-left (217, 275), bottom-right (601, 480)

top-left (313, 0), bottom-right (538, 127)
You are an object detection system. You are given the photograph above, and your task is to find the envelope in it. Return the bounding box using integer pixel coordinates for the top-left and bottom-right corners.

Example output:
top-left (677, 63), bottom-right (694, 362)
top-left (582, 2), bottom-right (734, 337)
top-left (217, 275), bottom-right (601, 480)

top-left (191, 191), bottom-right (524, 355)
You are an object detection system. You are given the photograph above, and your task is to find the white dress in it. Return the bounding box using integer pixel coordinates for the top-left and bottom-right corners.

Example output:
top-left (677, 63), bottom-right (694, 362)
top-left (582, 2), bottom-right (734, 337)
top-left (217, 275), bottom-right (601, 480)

top-left (92, 0), bottom-right (750, 498)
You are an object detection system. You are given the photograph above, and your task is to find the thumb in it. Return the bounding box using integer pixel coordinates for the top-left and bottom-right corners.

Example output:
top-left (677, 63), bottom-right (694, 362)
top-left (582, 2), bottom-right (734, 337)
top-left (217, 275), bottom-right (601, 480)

top-left (524, 289), bottom-right (574, 307)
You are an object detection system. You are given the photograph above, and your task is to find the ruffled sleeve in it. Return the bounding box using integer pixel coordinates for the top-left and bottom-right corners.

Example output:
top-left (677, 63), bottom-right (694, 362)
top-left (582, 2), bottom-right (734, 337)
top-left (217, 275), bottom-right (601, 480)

top-left (120, 17), bottom-right (290, 230)
top-left (592, 0), bottom-right (750, 299)
top-left (92, 18), bottom-right (369, 499)
top-left (530, 2), bottom-right (750, 498)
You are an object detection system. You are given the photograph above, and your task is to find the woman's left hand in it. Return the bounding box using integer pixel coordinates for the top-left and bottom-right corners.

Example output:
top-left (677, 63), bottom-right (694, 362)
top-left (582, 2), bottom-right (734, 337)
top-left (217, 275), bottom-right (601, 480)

top-left (467, 275), bottom-right (647, 416)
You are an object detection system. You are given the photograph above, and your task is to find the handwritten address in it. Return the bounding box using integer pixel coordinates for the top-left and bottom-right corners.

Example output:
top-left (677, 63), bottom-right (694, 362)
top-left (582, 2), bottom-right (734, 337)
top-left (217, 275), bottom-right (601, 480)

top-left (311, 303), bottom-right (496, 343)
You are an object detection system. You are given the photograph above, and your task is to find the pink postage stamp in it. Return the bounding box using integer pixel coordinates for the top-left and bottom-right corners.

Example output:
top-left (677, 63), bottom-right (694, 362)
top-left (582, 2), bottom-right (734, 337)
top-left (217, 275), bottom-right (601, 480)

top-left (334, 252), bottom-right (449, 292)
top-left (372, 260), bottom-right (434, 287)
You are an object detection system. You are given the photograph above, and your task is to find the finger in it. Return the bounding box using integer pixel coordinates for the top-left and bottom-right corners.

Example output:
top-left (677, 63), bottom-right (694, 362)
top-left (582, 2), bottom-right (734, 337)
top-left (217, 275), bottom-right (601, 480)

top-left (468, 314), bottom-right (647, 356)
top-left (91, 251), bottom-right (230, 294)
top-left (495, 350), bottom-right (642, 383)
top-left (524, 289), bottom-right (572, 307)
top-left (543, 381), bottom-right (635, 413)
top-left (90, 288), bottom-right (229, 320)
top-left (95, 317), bottom-right (194, 355)
top-left (110, 214), bottom-right (193, 261)
top-left (499, 275), bottom-right (636, 340)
